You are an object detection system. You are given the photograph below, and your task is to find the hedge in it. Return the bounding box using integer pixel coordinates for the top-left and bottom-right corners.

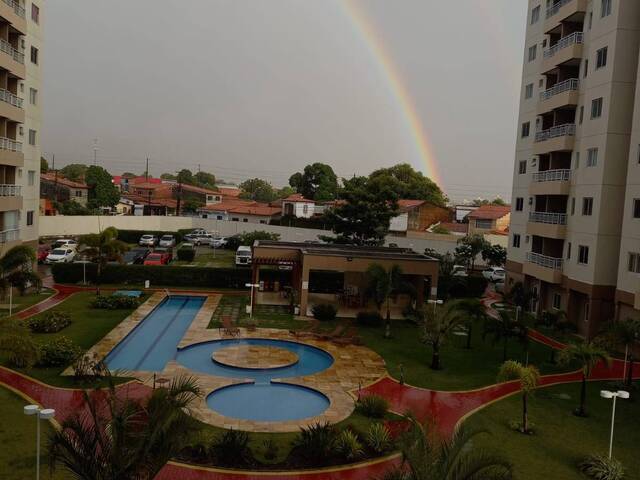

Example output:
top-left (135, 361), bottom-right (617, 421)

top-left (115, 229), bottom-right (185, 244)
top-left (51, 263), bottom-right (251, 288)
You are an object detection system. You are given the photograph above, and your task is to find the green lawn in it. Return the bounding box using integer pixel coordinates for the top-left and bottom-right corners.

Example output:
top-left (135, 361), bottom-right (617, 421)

top-left (0, 289), bottom-right (55, 319)
top-left (172, 248), bottom-right (236, 268)
top-left (466, 381), bottom-right (640, 480)
top-left (207, 295), bottom-right (310, 330)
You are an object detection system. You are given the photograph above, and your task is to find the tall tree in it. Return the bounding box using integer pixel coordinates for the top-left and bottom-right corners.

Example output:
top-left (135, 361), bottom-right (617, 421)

top-left (324, 176), bottom-right (398, 246)
top-left (289, 163), bottom-right (338, 201)
top-left (160, 172), bottom-right (177, 181)
top-left (194, 171), bottom-right (216, 189)
top-left (456, 234), bottom-right (490, 271)
top-left (456, 298), bottom-right (489, 349)
top-left (85, 166), bottom-right (120, 209)
top-left (482, 244), bottom-right (507, 267)
top-left (498, 360), bottom-right (540, 434)
top-left (276, 185), bottom-right (295, 199)
top-left (40, 157), bottom-right (48, 173)
top-left (176, 169), bottom-right (195, 185)
top-left (80, 227), bottom-right (128, 295)
top-left (368, 163), bottom-right (447, 207)
top-left (239, 178), bottom-right (278, 202)
top-left (0, 245), bottom-right (41, 297)
top-left (422, 301), bottom-right (464, 370)
top-left (60, 163), bottom-right (88, 182)
top-left (365, 263), bottom-right (405, 338)
top-left (558, 342), bottom-right (611, 417)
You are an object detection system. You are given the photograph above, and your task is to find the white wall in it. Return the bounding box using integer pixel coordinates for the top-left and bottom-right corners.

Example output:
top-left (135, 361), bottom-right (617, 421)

top-left (389, 212), bottom-right (408, 232)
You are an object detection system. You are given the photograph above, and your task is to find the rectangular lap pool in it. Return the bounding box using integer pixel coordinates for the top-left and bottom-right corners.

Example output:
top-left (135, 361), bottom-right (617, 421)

top-left (105, 295), bottom-right (205, 372)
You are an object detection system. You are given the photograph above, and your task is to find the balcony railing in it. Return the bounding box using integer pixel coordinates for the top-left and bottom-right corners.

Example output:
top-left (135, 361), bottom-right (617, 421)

top-left (0, 137), bottom-right (22, 152)
top-left (540, 78), bottom-right (579, 101)
top-left (543, 32), bottom-right (583, 58)
top-left (0, 38), bottom-right (23, 64)
top-left (529, 211), bottom-right (567, 225)
top-left (532, 169), bottom-right (571, 183)
top-left (0, 88), bottom-right (22, 108)
top-left (546, 0), bottom-right (573, 19)
top-left (526, 252), bottom-right (563, 270)
top-left (0, 227), bottom-right (19, 243)
top-left (1, 0), bottom-right (25, 18)
top-left (534, 124), bottom-right (576, 143)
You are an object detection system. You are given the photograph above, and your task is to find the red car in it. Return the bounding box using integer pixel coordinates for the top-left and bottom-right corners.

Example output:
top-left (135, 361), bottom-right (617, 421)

top-left (37, 245), bottom-right (51, 263)
top-left (143, 251), bottom-right (171, 266)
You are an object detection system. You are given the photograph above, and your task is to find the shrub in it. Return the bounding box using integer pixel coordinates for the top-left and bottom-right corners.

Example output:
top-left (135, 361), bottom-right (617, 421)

top-left (209, 429), bottom-right (251, 467)
top-left (579, 454), bottom-right (625, 480)
top-left (365, 423), bottom-right (392, 454)
top-left (292, 422), bottom-right (337, 464)
top-left (27, 311), bottom-right (72, 333)
top-left (91, 295), bottom-right (139, 310)
top-left (38, 336), bottom-right (83, 367)
top-left (355, 394), bottom-right (389, 419)
top-left (336, 429), bottom-right (364, 461)
top-left (0, 320), bottom-right (39, 368)
top-left (176, 247), bottom-right (196, 262)
top-left (311, 303), bottom-right (338, 322)
top-left (261, 439), bottom-right (279, 461)
top-left (356, 311), bottom-right (383, 327)
top-left (72, 353), bottom-right (108, 382)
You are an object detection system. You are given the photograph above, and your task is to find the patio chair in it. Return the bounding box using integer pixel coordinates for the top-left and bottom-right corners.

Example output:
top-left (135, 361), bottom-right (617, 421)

top-left (221, 315), bottom-right (240, 337)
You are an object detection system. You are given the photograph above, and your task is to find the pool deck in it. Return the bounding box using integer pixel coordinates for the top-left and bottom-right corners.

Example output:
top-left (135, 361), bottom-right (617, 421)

top-left (81, 292), bottom-right (387, 433)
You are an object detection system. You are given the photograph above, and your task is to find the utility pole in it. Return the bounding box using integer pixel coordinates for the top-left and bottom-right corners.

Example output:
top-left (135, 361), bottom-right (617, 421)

top-left (93, 139), bottom-right (98, 166)
top-left (175, 180), bottom-right (182, 217)
top-left (52, 154), bottom-right (58, 204)
top-left (146, 157), bottom-right (151, 216)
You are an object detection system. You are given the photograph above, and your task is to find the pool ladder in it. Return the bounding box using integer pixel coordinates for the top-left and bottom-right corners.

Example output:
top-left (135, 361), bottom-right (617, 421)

top-left (164, 288), bottom-right (171, 298)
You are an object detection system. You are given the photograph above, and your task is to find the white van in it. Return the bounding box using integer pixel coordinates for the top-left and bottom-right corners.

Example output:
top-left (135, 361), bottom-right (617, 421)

top-left (235, 246), bottom-right (252, 266)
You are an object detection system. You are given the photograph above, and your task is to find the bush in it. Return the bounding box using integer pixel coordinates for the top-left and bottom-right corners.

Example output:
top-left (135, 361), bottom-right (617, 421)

top-left (311, 303), bottom-right (338, 322)
top-left (91, 295), bottom-right (140, 310)
top-left (38, 336), bottom-right (83, 367)
top-left (176, 247), bottom-right (196, 262)
top-left (209, 429), bottom-right (251, 467)
top-left (356, 311), bottom-right (383, 327)
top-left (27, 311), bottom-right (72, 333)
top-left (336, 429), bottom-right (364, 461)
top-left (52, 263), bottom-right (251, 288)
top-left (261, 439), bottom-right (279, 461)
top-left (355, 395), bottom-right (389, 419)
top-left (0, 320), bottom-right (40, 368)
top-left (292, 422), bottom-right (337, 464)
top-left (365, 423), bottom-right (392, 454)
top-left (579, 454), bottom-right (625, 480)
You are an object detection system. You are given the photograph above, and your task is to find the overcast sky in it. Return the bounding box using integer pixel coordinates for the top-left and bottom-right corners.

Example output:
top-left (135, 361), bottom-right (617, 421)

top-left (42, 0), bottom-right (526, 202)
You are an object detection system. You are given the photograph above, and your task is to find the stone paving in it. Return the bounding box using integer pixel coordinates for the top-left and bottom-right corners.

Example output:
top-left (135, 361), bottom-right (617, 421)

top-left (212, 345), bottom-right (299, 369)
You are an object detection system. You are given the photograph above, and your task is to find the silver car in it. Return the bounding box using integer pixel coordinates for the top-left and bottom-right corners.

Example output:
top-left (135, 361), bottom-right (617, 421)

top-left (139, 234), bottom-right (158, 247)
top-left (184, 232), bottom-right (213, 246)
top-left (158, 235), bottom-right (176, 248)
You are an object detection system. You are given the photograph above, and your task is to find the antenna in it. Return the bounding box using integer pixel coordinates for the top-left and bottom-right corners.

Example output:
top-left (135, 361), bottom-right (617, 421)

top-left (92, 139), bottom-right (98, 166)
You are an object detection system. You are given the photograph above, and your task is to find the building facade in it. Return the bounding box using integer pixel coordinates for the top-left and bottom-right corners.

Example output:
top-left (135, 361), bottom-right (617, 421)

top-left (507, 0), bottom-right (640, 336)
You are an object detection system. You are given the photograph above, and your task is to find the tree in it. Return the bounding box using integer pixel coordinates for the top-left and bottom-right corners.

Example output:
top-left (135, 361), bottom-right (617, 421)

top-left (160, 172), bottom-right (176, 181)
top-left (176, 169), bottom-right (195, 185)
top-left (497, 360), bottom-right (540, 434)
top-left (456, 298), bottom-right (489, 349)
top-left (612, 319), bottom-right (640, 387)
top-left (80, 227), bottom-right (129, 295)
top-left (60, 163), bottom-right (88, 182)
top-left (365, 263), bottom-right (405, 338)
top-left (49, 374), bottom-right (201, 480)
top-left (422, 301), bottom-right (464, 370)
top-left (85, 165), bottom-right (120, 209)
top-left (486, 309), bottom-right (528, 362)
top-left (324, 176), bottom-right (399, 246)
top-left (194, 171), bottom-right (216, 189)
top-left (239, 178), bottom-right (278, 202)
top-left (56, 200), bottom-right (93, 216)
top-left (472, 197), bottom-right (507, 207)
top-left (368, 163), bottom-right (447, 207)
top-left (456, 234), bottom-right (490, 271)
top-left (276, 185), bottom-right (296, 199)
top-left (40, 157), bottom-right (48, 173)
top-left (482, 244), bottom-right (507, 267)
top-left (384, 417), bottom-right (513, 480)
top-left (558, 342), bottom-right (611, 417)
top-left (0, 245), bottom-right (41, 297)
top-left (289, 163), bottom-right (338, 201)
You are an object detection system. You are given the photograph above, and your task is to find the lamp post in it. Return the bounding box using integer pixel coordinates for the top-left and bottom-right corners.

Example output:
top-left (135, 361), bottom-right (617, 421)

top-left (600, 390), bottom-right (630, 459)
top-left (245, 283), bottom-right (260, 319)
top-left (427, 298), bottom-right (443, 316)
top-left (23, 404), bottom-right (56, 480)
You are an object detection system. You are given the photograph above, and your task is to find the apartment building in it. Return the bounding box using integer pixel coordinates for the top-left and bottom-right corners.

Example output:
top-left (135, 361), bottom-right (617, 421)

top-left (507, 0), bottom-right (640, 337)
top-left (0, 0), bottom-right (42, 256)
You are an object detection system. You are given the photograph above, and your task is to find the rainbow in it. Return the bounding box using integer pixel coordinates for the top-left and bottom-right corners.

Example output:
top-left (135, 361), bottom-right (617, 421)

top-left (340, 0), bottom-right (443, 187)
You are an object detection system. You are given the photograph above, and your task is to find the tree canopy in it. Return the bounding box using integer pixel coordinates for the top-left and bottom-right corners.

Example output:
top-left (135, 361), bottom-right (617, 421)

top-left (368, 163), bottom-right (447, 206)
top-left (60, 163), bottom-right (88, 182)
top-left (239, 178), bottom-right (278, 203)
top-left (472, 197), bottom-right (507, 206)
top-left (289, 163), bottom-right (339, 201)
top-left (40, 157), bottom-right (48, 173)
top-left (85, 165), bottom-right (120, 209)
top-left (194, 171), bottom-right (216, 189)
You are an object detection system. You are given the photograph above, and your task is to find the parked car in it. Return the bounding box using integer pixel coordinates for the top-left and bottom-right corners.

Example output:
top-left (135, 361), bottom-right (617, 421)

top-left (139, 234), bottom-right (158, 247)
top-left (121, 248), bottom-right (151, 265)
top-left (482, 266), bottom-right (506, 282)
top-left (235, 246), bottom-right (252, 266)
top-left (37, 245), bottom-right (51, 263)
top-left (158, 235), bottom-right (176, 248)
top-left (52, 239), bottom-right (78, 250)
top-left (154, 247), bottom-right (174, 262)
top-left (188, 228), bottom-right (208, 236)
top-left (45, 248), bottom-right (77, 264)
top-left (184, 232), bottom-right (213, 246)
top-left (144, 250), bottom-right (172, 266)
top-left (452, 265), bottom-right (469, 277)
top-left (210, 236), bottom-right (227, 248)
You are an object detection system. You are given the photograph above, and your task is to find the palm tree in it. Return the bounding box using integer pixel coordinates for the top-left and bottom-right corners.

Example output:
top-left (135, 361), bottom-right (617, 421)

top-left (486, 309), bottom-right (528, 362)
top-left (80, 226), bottom-right (128, 295)
top-left (422, 301), bottom-right (464, 370)
top-left (49, 373), bottom-right (201, 479)
top-left (456, 298), bottom-right (489, 349)
top-left (381, 416), bottom-right (513, 480)
top-left (366, 263), bottom-right (405, 338)
top-left (497, 360), bottom-right (540, 434)
top-left (0, 245), bottom-right (41, 297)
top-left (558, 342), bottom-right (611, 417)
top-left (612, 319), bottom-right (640, 386)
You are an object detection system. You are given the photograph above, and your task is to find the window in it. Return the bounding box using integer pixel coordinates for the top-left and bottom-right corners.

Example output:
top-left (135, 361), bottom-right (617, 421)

top-left (27, 170), bottom-right (35, 186)
top-left (260, 220), bottom-right (267, 224)
top-left (531, 5), bottom-right (540, 24)
top-left (26, 211), bottom-right (33, 226)
top-left (525, 235), bottom-right (530, 244)
top-left (575, 151), bottom-right (580, 168)
top-left (515, 198), bottom-right (524, 211)
top-left (476, 219), bottom-right (492, 229)
top-left (633, 198), bottom-right (640, 218)
top-left (587, 148), bottom-right (598, 167)
top-left (518, 161), bottom-right (527, 174)
top-left (567, 242), bottom-right (572, 259)
top-left (31, 3), bottom-right (39, 23)
top-left (231, 217), bottom-right (239, 222)
top-left (539, 78), bottom-right (544, 88)
top-left (242, 218), bottom-right (248, 223)
top-left (525, 83), bottom-right (534, 99)
top-left (571, 197), bottom-right (576, 215)
top-left (589, 11), bottom-right (593, 29)
top-left (582, 197), bottom-right (594, 215)
top-left (596, 47), bottom-right (608, 69)
top-left (628, 252), bottom-right (640, 273)
top-left (216, 215), bottom-right (223, 220)
top-left (591, 97), bottom-right (603, 119)
top-left (512, 234), bottom-right (521, 248)
top-left (75, 190), bottom-right (82, 197)
top-left (521, 122), bottom-right (530, 138)
top-left (30, 46), bottom-right (38, 65)
top-left (28, 129), bottom-right (36, 145)
top-left (528, 45), bottom-right (537, 62)
top-left (584, 59), bottom-right (589, 78)
top-left (578, 245), bottom-right (590, 264)
top-left (601, 0), bottom-right (612, 17)
top-left (302, 204), bottom-right (309, 214)
top-left (579, 105), bottom-right (584, 124)
top-left (552, 293), bottom-right (562, 310)
top-left (29, 88), bottom-right (37, 105)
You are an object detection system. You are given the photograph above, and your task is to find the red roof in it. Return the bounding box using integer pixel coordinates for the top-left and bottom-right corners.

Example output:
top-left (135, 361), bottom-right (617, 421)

top-left (397, 199), bottom-right (425, 212)
top-left (41, 173), bottom-right (88, 190)
top-left (467, 205), bottom-right (511, 220)
top-left (218, 186), bottom-right (240, 197)
top-left (180, 183), bottom-right (220, 196)
top-left (121, 193), bottom-right (177, 208)
top-left (200, 199), bottom-right (280, 216)
top-left (282, 193), bottom-right (315, 204)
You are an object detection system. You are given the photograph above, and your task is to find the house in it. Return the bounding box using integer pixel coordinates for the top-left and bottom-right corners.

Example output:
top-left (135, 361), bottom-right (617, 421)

top-left (281, 194), bottom-right (316, 218)
top-left (467, 205), bottom-right (511, 235)
top-left (251, 241), bottom-right (439, 318)
top-left (217, 185), bottom-right (241, 198)
top-left (40, 173), bottom-right (90, 210)
top-left (455, 205), bottom-right (479, 222)
top-left (389, 200), bottom-right (452, 234)
top-left (120, 193), bottom-right (177, 216)
top-left (113, 175), bottom-right (162, 192)
top-left (198, 199), bottom-right (281, 224)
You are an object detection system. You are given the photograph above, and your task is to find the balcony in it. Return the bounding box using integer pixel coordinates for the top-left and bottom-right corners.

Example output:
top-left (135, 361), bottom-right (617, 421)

top-left (538, 78), bottom-right (579, 114)
top-left (527, 212), bottom-right (567, 239)
top-left (530, 169), bottom-right (571, 195)
top-left (0, 0), bottom-right (26, 35)
top-left (524, 252), bottom-right (564, 284)
top-left (542, 32), bottom-right (584, 74)
top-left (545, 0), bottom-right (587, 34)
top-left (0, 183), bottom-right (21, 211)
top-left (0, 38), bottom-right (25, 79)
top-left (0, 88), bottom-right (23, 123)
top-left (533, 124), bottom-right (576, 155)
top-left (0, 227), bottom-right (19, 243)
top-left (0, 137), bottom-right (22, 167)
